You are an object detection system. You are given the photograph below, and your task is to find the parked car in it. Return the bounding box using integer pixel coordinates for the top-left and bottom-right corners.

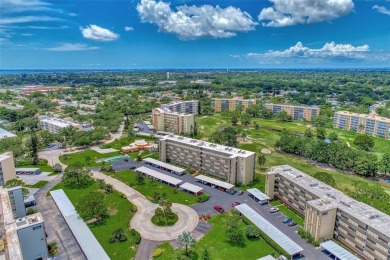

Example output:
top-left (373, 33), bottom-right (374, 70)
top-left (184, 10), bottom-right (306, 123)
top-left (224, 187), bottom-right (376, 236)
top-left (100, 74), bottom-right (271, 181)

top-left (269, 207), bottom-right (279, 213)
top-left (288, 221), bottom-right (297, 227)
top-left (211, 184), bottom-right (216, 188)
top-left (124, 158), bottom-right (129, 162)
top-left (214, 205), bottom-right (224, 213)
top-left (258, 200), bottom-right (268, 205)
top-left (237, 190), bottom-right (244, 196)
top-left (228, 189), bottom-right (237, 195)
top-left (282, 217), bottom-right (292, 223)
top-left (278, 256), bottom-right (288, 260)
top-left (231, 202), bottom-right (241, 207)
top-left (129, 166), bottom-right (136, 170)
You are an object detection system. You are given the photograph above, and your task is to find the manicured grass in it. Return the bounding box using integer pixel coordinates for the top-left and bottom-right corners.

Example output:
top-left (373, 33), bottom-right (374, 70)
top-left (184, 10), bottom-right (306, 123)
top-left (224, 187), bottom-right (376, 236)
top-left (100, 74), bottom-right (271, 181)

top-left (151, 213), bottom-right (178, 226)
top-left (100, 136), bottom-right (157, 150)
top-left (21, 164), bottom-right (53, 173)
top-left (113, 170), bottom-right (198, 205)
top-left (270, 200), bottom-right (304, 226)
top-left (59, 150), bottom-right (121, 167)
top-left (154, 213), bottom-right (277, 260)
top-left (25, 180), bottom-right (49, 189)
top-left (51, 181), bottom-right (137, 260)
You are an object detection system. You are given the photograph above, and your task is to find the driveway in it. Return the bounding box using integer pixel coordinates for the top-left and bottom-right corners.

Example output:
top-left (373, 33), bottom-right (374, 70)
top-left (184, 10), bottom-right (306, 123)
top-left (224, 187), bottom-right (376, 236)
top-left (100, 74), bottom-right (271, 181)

top-left (91, 171), bottom-right (199, 241)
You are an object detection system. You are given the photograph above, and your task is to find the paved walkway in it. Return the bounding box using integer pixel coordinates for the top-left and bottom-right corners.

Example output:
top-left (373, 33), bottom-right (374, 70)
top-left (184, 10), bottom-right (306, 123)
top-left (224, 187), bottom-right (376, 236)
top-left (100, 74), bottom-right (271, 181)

top-left (135, 239), bottom-right (161, 260)
top-left (91, 171), bottom-right (199, 241)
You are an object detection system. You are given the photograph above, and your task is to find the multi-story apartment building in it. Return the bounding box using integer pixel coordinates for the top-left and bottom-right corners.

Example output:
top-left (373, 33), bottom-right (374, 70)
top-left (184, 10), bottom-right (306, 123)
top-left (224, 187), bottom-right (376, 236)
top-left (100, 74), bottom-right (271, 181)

top-left (7, 186), bottom-right (26, 219)
top-left (211, 98), bottom-right (256, 112)
top-left (152, 108), bottom-right (195, 134)
top-left (0, 152), bottom-right (16, 186)
top-left (39, 116), bottom-right (93, 134)
top-left (161, 100), bottom-right (199, 115)
top-left (0, 187), bottom-right (48, 260)
top-left (333, 111), bottom-right (390, 139)
top-left (159, 134), bottom-right (256, 184)
top-left (266, 165), bottom-right (390, 260)
top-left (263, 103), bottom-right (320, 121)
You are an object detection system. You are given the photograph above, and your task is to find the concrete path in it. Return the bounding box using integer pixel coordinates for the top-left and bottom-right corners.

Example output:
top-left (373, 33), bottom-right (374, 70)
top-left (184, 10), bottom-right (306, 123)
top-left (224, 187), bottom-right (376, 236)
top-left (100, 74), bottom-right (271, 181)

top-left (91, 171), bottom-right (199, 241)
top-left (35, 175), bottom-right (86, 260)
top-left (135, 239), bottom-right (161, 260)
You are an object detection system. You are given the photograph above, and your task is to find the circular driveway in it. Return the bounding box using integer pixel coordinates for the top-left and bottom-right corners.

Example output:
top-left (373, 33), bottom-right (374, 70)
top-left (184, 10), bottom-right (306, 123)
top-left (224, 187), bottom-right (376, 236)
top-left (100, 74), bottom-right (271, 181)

top-left (91, 171), bottom-right (199, 241)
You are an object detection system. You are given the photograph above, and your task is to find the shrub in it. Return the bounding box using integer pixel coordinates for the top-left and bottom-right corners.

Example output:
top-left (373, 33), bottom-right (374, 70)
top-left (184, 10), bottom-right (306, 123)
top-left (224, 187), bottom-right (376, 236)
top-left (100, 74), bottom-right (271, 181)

top-left (131, 229), bottom-right (141, 245)
top-left (245, 225), bottom-right (261, 238)
top-left (152, 248), bottom-right (162, 257)
top-left (197, 193), bottom-right (210, 203)
top-left (26, 208), bottom-right (38, 215)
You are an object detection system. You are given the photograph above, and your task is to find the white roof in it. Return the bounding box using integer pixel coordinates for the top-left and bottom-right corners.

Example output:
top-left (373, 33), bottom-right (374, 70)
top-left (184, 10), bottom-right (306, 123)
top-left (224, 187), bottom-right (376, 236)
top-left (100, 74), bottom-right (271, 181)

top-left (15, 168), bottom-right (39, 172)
top-left (235, 204), bottom-right (303, 256)
top-left (40, 117), bottom-right (80, 128)
top-left (50, 189), bottom-right (110, 260)
top-left (257, 255), bottom-right (276, 260)
top-left (143, 158), bottom-right (185, 173)
top-left (320, 241), bottom-right (359, 260)
top-left (195, 175), bottom-right (234, 190)
top-left (247, 188), bottom-right (270, 201)
top-left (136, 166), bottom-right (183, 186)
top-left (0, 127), bottom-right (16, 139)
top-left (144, 121), bottom-right (152, 125)
top-left (179, 182), bottom-right (203, 193)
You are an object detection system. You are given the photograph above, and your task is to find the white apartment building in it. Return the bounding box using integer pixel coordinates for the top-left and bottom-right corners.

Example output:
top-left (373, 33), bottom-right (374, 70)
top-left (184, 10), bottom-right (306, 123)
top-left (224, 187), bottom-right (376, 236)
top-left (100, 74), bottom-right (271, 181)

top-left (159, 134), bottom-right (256, 184)
top-left (39, 116), bottom-right (93, 133)
top-left (160, 100), bottom-right (199, 115)
top-left (152, 108), bottom-right (195, 135)
top-left (0, 152), bottom-right (17, 186)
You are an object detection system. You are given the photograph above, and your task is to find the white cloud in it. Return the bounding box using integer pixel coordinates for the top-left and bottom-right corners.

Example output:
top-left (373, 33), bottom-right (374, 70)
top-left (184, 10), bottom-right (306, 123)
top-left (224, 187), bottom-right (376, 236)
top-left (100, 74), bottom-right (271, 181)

top-left (45, 43), bottom-right (99, 52)
top-left (373, 5), bottom-right (390, 15)
top-left (125, 26), bottom-right (134, 31)
top-left (80, 25), bottom-right (119, 41)
top-left (259, 0), bottom-right (354, 27)
top-left (0, 16), bottom-right (63, 25)
top-left (136, 0), bottom-right (256, 40)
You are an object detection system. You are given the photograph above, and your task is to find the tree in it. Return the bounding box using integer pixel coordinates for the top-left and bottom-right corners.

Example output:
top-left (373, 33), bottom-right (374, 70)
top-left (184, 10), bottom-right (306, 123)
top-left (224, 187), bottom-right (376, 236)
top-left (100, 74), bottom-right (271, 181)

top-left (136, 173), bottom-right (145, 184)
top-left (62, 162), bottom-right (92, 188)
top-left (76, 191), bottom-right (107, 221)
top-left (201, 249), bottom-right (210, 260)
top-left (379, 153), bottom-right (390, 176)
top-left (231, 116), bottom-right (238, 126)
top-left (354, 135), bottom-right (374, 151)
top-left (257, 154), bottom-right (266, 166)
top-left (159, 199), bottom-right (173, 225)
top-left (210, 127), bottom-right (238, 147)
top-left (316, 127), bottom-right (327, 140)
top-left (30, 130), bottom-right (39, 165)
top-left (240, 114), bottom-right (251, 126)
top-left (329, 131), bottom-right (338, 142)
top-left (109, 228), bottom-right (127, 243)
top-left (313, 172), bottom-right (337, 187)
top-left (276, 111), bottom-right (292, 122)
top-left (226, 215), bottom-right (245, 246)
top-left (245, 225), bottom-right (261, 238)
top-left (154, 207), bottom-right (164, 223)
top-left (53, 163), bottom-right (63, 173)
top-left (304, 128), bottom-right (313, 137)
top-left (135, 154), bottom-right (143, 162)
top-left (177, 231), bottom-right (195, 256)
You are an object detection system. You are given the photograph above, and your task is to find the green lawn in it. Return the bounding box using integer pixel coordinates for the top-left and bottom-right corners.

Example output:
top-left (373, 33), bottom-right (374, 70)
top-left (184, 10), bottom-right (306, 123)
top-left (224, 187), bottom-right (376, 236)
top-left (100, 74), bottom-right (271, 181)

top-left (270, 200), bottom-right (304, 226)
top-left (59, 150), bottom-right (121, 167)
top-left (196, 114), bottom-right (390, 196)
top-left (51, 181), bottom-right (137, 259)
top-left (20, 164), bottom-right (53, 173)
top-left (100, 136), bottom-right (157, 150)
top-left (154, 213), bottom-right (276, 260)
top-left (113, 170), bottom-right (198, 205)
top-left (25, 180), bottom-right (49, 189)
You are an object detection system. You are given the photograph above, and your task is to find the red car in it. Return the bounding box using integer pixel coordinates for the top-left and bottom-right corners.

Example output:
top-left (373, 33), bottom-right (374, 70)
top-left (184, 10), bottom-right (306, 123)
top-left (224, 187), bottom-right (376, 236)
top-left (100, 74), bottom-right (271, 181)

top-left (214, 205), bottom-right (224, 213)
top-left (231, 202), bottom-right (241, 207)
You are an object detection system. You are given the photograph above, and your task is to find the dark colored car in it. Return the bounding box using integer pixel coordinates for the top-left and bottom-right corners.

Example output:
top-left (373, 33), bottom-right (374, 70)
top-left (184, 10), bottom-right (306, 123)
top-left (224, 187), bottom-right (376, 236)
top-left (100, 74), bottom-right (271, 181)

top-left (129, 166), bottom-right (136, 170)
top-left (282, 217), bottom-right (292, 223)
top-left (214, 205), bottom-right (224, 213)
top-left (124, 158), bottom-right (129, 162)
top-left (288, 221), bottom-right (297, 227)
top-left (228, 189), bottom-right (237, 195)
top-left (237, 190), bottom-right (244, 196)
top-left (231, 202), bottom-right (241, 207)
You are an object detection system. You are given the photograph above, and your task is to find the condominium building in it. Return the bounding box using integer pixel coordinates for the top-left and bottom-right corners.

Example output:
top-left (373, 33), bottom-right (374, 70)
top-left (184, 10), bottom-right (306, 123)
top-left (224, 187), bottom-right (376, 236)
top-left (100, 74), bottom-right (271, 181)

top-left (0, 187), bottom-right (48, 260)
top-left (266, 165), bottom-right (390, 260)
top-left (39, 116), bottom-right (93, 134)
top-left (333, 111), bottom-right (390, 139)
top-left (0, 152), bottom-right (17, 186)
top-left (161, 100), bottom-right (199, 115)
top-left (159, 134), bottom-right (256, 184)
top-left (263, 103), bottom-right (320, 121)
top-left (7, 186), bottom-right (26, 219)
top-left (152, 108), bottom-right (195, 135)
top-left (211, 98), bottom-right (256, 112)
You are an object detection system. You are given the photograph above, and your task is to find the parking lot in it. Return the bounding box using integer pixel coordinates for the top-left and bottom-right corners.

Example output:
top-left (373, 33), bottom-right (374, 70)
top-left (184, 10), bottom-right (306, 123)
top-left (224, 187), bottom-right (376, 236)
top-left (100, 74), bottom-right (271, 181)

top-left (109, 158), bottom-right (331, 259)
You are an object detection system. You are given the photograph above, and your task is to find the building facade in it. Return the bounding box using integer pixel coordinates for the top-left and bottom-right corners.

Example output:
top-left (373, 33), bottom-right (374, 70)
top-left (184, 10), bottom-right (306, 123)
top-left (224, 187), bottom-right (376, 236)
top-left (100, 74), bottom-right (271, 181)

top-left (152, 108), bottom-right (195, 135)
top-left (211, 98), bottom-right (256, 112)
top-left (160, 100), bottom-right (199, 115)
top-left (159, 134), bottom-right (255, 184)
top-left (8, 186), bottom-right (26, 219)
top-left (333, 111), bottom-right (390, 139)
top-left (39, 116), bottom-right (93, 134)
top-left (266, 165), bottom-right (390, 260)
top-left (0, 152), bottom-right (17, 186)
top-left (263, 103), bottom-right (320, 121)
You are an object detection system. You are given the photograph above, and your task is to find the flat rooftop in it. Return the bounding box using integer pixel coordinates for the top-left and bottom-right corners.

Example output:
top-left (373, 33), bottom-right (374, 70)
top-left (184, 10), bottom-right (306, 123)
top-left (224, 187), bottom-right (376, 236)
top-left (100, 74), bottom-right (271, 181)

top-left (136, 166), bottom-right (183, 186)
top-left (160, 134), bottom-right (255, 158)
top-left (143, 158), bottom-right (185, 173)
top-left (335, 111), bottom-right (390, 123)
top-left (40, 117), bottom-right (80, 128)
top-left (0, 152), bottom-right (12, 162)
top-left (320, 240), bottom-right (359, 260)
top-left (179, 182), bottom-right (203, 194)
top-left (269, 165), bottom-right (390, 237)
top-left (0, 127), bottom-right (16, 139)
top-left (247, 188), bottom-right (270, 201)
top-left (264, 103), bottom-right (319, 109)
top-left (15, 212), bottom-right (44, 229)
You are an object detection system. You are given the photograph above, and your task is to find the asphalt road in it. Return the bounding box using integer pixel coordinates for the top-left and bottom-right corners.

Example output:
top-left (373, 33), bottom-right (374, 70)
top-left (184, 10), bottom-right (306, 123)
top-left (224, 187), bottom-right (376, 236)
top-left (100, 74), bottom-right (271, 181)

top-left (35, 174), bottom-right (86, 260)
top-left (112, 158), bottom-right (332, 260)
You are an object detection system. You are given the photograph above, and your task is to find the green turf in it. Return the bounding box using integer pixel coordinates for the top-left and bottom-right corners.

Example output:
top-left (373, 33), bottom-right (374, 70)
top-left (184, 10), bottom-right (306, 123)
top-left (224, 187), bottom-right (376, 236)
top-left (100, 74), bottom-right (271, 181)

top-left (113, 170), bottom-right (198, 205)
top-left (270, 200), bottom-right (304, 226)
top-left (25, 180), bottom-right (49, 188)
top-left (100, 136), bottom-right (157, 150)
top-left (154, 213), bottom-right (277, 260)
top-left (51, 181), bottom-right (137, 259)
top-left (21, 164), bottom-right (53, 173)
top-left (59, 150), bottom-right (121, 167)
top-left (151, 213), bottom-right (178, 226)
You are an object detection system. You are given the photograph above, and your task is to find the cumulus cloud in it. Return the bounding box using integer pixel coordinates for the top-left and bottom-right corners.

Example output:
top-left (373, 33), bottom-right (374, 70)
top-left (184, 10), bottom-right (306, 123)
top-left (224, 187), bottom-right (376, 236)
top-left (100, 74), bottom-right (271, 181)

top-left (45, 43), bottom-right (99, 52)
top-left (125, 26), bottom-right (134, 31)
top-left (373, 5), bottom-right (390, 15)
top-left (80, 25), bottom-right (119, 41)
top-left (136, 0), bottom-right (256, 40)
top-left (259, 0), bottom-right (354, 27)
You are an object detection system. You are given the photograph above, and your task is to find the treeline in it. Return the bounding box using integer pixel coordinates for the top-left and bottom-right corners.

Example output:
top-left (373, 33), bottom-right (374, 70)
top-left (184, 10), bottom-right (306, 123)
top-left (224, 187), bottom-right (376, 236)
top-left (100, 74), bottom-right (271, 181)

top-left (276, 131), bottom-right (389, 177)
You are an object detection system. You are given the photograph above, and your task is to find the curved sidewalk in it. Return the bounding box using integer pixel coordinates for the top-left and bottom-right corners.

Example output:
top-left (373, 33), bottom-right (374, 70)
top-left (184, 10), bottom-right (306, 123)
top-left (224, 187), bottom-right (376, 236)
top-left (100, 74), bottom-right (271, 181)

top-left (91, 171), bottom-right (199, 241)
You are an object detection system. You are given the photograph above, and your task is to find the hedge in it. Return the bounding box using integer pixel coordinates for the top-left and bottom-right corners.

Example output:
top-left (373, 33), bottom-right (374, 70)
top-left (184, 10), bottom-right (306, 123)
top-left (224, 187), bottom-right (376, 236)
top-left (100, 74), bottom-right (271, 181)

top-left (131, 229), bottom-right (141, 245)
top-left (197, 193), bottom-right (210, 203)
top-left (152, 248), bottom-right (162, 257)
top-left (242, 216), bottom-right (291, 258)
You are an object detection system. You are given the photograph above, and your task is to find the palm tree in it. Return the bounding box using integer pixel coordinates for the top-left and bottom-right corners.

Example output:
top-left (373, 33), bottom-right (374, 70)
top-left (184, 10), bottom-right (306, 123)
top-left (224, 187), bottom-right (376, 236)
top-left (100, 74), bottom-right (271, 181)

top-left (154, 207), bottom-right (164, 224)
top-left (177, 231), bottom-right (195, 256)
top-left (258, 154), bottom-right (266, 166)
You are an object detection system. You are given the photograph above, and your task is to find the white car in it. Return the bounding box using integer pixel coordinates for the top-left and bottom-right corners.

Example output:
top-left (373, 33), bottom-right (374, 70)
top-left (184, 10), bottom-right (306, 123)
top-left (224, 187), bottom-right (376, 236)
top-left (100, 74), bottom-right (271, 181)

top-left (269, 207), bottom-right (279, 213)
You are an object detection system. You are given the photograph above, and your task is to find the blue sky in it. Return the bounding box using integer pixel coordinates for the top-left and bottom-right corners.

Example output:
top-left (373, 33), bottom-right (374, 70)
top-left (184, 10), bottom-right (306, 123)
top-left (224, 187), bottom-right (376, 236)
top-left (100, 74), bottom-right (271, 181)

top-left (0, 0), bottom-right (389, 69)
